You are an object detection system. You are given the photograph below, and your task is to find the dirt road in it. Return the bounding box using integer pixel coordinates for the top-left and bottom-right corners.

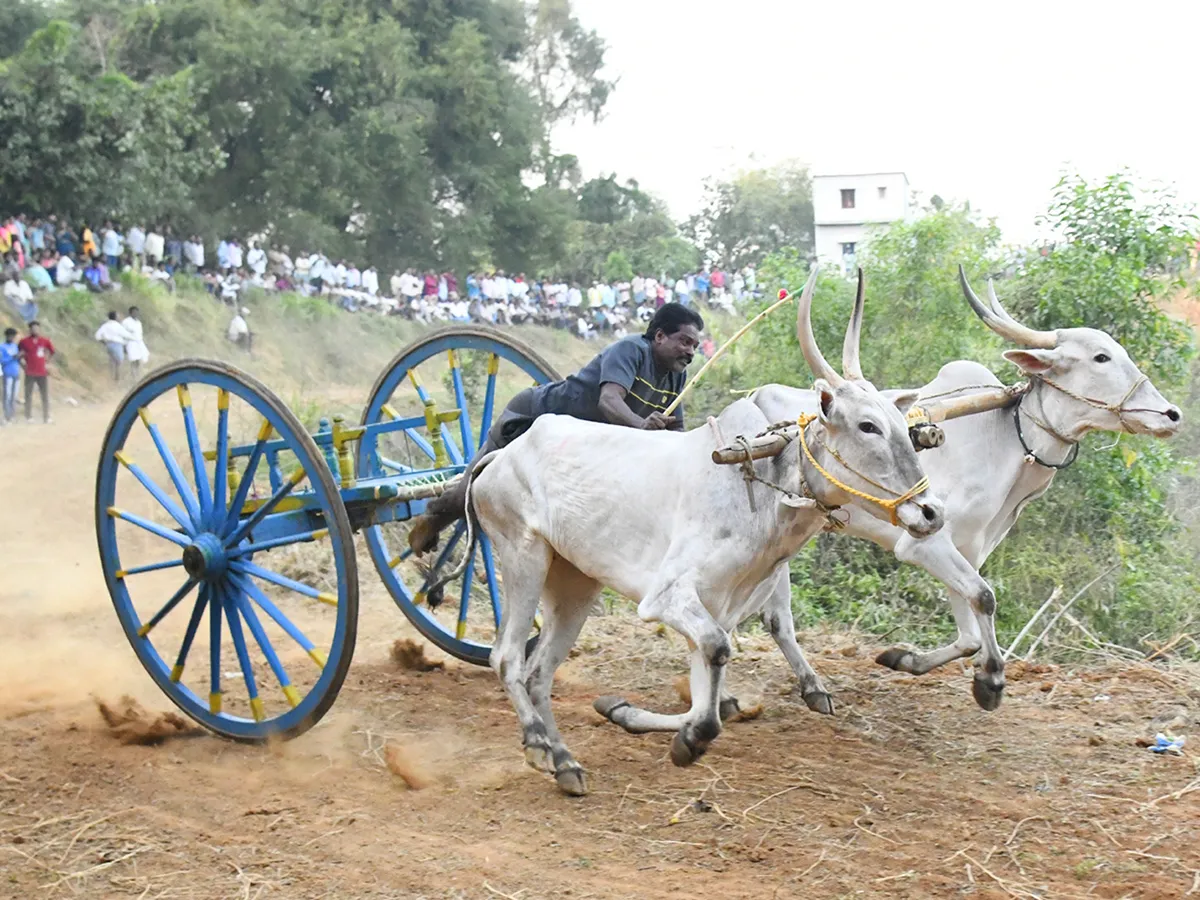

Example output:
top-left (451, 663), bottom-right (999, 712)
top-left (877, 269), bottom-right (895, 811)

top-left (2, 398), bottom-right (1198, 899)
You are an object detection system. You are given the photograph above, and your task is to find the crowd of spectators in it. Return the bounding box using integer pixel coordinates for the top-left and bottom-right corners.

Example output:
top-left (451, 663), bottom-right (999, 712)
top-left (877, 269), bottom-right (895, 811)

top-left (2, 214), bottom-right (762, 342)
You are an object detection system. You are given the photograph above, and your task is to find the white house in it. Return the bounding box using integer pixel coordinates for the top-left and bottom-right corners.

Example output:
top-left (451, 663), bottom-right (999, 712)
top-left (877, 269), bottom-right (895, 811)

top-left (812, 172), bottom-right (911, 274)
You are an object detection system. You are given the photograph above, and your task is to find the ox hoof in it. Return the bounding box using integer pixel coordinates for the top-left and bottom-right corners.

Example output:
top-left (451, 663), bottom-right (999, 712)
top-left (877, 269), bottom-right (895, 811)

top-left (972, 674), bottom-right (1005, 712)
top-left (525, 739), bottom-right (556, 777)
top-left (669, 730), bottom-right (706, 768)
top-left (875, 647), bottom-right (916, 673)
top-left (592, 695), bottom-right (631, 724)
top-left (554, 764), bottom-right (589, 797)
top-left (802, 690), bottom-right (835, 716)
top-left (718, 697), bottom-right (742, 722)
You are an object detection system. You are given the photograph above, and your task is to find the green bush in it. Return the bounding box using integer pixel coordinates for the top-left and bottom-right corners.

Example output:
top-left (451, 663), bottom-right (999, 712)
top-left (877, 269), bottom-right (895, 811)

top-left (725, 178), bottom-right (1199, 659)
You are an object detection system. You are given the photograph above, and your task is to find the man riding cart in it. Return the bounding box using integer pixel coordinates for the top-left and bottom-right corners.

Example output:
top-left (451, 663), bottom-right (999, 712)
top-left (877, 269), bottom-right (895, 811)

top-left (407, 302), bottom-right (704, 554)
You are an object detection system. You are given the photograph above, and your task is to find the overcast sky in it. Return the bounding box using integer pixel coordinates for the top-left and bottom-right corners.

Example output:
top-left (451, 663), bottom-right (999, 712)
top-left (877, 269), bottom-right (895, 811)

top-left (553, 0), bottom-right (1200, 245)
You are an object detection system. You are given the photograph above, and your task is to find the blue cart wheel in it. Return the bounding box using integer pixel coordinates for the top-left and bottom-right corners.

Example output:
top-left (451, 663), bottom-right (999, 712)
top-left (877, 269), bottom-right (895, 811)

top-left (358, 326), bottom-right (560, 665)
top-left (95, 359), bottom-right (358, 742)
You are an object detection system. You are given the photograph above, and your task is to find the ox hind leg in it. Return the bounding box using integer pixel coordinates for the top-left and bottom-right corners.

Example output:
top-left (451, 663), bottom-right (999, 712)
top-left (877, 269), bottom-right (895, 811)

top-left (877, 531), bottom-right (1005, 711)
top-left (597, 580), bottom-right (730, 767)
top-left (523, 558), bottom-right (601, 796)
top-left (486, 533), bottom-right (558, 775)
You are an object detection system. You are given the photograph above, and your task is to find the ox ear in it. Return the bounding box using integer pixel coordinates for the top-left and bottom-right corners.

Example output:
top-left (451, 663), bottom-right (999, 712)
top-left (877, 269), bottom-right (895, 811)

top-left (890, 390), bottom-right (920, 416)
top-left (1003, 348), bottom-right (1057, 374)
top-left (814, 378), bottom-right (836, 424)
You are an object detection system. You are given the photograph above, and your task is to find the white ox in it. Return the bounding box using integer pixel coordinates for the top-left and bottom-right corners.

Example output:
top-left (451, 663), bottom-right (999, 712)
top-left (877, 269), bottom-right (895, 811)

top-left (743, 267), bottom-right (1182, 710)
top-left (466, 270), bottom-right (945, 795)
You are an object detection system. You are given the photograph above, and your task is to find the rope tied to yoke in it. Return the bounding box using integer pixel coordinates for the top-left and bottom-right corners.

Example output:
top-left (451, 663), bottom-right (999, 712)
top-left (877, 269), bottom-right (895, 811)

top-left (794, 413), bottom-right (929, 527)
top-left (727, 414), bottom-right (930, 528)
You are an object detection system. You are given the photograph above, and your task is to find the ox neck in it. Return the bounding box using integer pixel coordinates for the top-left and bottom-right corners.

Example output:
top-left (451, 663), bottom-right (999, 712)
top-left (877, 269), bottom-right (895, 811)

top-left (1014, 382), bottom-right (1080, 470)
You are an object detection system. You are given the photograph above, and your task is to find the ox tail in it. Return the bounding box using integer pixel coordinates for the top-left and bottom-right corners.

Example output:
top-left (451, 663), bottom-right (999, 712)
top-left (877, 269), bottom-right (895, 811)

top-left (423, 449), bottom-right (503, 599)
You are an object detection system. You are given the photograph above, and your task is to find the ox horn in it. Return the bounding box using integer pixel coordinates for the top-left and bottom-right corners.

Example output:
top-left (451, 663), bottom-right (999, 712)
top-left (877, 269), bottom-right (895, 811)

top-left (795, 266), bottom-right (843, 386)
top-left (841, 267), bottom-right (865, 381)
top-left (958, 265), bottom-right (1056, 349)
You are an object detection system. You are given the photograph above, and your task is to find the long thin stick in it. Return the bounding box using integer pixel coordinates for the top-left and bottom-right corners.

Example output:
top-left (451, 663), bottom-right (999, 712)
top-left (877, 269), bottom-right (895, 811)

top-left (1022, 563), bottom-right (1121, 661)
top-left (1003, 585), bottom-right (1062, 661)
top-left (664, 288), bottom-right (797, 416)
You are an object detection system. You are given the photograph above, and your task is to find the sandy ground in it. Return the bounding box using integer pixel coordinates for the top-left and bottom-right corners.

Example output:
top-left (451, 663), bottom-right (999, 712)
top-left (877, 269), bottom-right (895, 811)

top-left (2, 396), bottom-right (1199, 900)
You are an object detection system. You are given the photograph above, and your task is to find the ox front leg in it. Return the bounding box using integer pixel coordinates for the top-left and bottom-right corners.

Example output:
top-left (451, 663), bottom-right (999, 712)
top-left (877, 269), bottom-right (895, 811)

top-left (761, 566), bottom-right (834, 715)
top-left (639, 583), bottom-right (730, 767)
top-left (882, 532), bottom-right (1005, 711)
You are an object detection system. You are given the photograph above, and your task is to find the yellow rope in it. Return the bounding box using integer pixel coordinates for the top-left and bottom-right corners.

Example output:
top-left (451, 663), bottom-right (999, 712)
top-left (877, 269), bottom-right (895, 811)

top-left (794, 414), bottom-right (930, 526)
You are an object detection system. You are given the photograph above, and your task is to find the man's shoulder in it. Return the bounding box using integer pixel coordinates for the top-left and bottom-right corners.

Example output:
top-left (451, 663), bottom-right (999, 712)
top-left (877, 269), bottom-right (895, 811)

top-left (597, 333), bottom-right (650, 363)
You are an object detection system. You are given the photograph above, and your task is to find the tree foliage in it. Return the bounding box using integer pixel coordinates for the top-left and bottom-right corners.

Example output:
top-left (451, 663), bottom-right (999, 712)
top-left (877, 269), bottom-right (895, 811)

top-left (0, 0), bottom-right (654, 276)
top-left (687, 161), bottom-right (815, 269)
top-left (691, 176), bottom-right (1199, 656)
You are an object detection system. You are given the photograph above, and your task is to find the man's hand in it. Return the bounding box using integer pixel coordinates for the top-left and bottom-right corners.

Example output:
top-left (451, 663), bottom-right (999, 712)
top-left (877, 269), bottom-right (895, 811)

top-left (640, 411), bottom-right (677, 431)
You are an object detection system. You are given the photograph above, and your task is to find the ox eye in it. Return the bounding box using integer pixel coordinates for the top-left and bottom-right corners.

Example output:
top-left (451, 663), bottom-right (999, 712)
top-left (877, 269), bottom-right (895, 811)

top-left (859, 422), bottom-right (881, 435)
top-left (1093, 353), bottom-right (1110, 363)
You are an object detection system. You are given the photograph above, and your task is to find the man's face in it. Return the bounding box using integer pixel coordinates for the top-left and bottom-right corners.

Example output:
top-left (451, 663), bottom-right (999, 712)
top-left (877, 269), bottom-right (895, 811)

top-left (29, 324), bottom-right (40, 337)
top-left (652, 324), bottom-right (700, 373)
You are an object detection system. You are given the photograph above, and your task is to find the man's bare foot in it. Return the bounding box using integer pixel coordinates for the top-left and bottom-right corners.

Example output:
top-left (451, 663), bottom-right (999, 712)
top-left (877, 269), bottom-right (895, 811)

top-left (407, 515), bottom-right (440, 554)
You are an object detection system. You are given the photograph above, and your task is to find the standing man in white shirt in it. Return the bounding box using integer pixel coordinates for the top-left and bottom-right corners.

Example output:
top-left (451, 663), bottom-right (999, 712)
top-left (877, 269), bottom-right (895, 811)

top-left (362, 265), bottom-right (379, 297)
top-left (127, 225), bottom-right (146, 269)
top-left (246, 241), bottom-right (267, 278)
top-left (101, 223), bottom-right (124, 268)
top-left (95, 311), bottom-right (132, 383)
top-left (121, 305), bottom-right (150, 379)
top-left (228, 239), bottom-right (244, 272)
top-left (145, 226), bottom-right (165, 266)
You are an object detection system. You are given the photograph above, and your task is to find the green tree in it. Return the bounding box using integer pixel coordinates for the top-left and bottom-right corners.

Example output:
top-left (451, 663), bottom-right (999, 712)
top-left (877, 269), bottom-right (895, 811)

top-left (0, 20), bottom-right (221, 222)
top-left (719, 178), bottom-right (1198, 657)
top-left (687, 161), bottom-right (815, 269)
top-left (1, 0), bottom-right (614, 275)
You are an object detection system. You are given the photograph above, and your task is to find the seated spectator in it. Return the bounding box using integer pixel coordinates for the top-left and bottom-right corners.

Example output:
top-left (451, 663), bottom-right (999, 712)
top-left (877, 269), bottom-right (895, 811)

top-left (56, 253), bottom-right (77, 286)
top-left (83, 259), bottom-right (106, 293)
top-left (24, 259), bottom-right (53, 292)
top-left (227, 306), bottom-right (251, 351)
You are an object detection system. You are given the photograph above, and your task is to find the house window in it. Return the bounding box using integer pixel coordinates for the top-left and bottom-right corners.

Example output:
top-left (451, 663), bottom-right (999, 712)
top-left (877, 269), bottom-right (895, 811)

top-left (841, 242), bottom-right (856, 257)
top-left (878, 186), bottom-right (887, 199)
top-left (840, 189), bottom-right (856, 209)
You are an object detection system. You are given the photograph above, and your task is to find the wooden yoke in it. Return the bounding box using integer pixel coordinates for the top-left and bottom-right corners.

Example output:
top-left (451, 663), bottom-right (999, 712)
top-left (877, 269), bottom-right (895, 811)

top-left (712, 383), bottom-right (1029, 466)
top-left (909, 382), bottom-right (1028, 425)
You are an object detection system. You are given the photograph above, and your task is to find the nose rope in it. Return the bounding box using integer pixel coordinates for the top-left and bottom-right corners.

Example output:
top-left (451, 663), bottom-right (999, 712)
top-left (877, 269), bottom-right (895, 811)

top-left (1016, 373), bottom-right (1154, 469)
top-left (795, 414), bottom-right (930, 526)
top-left (1036, 373), bottom-right (1150, 432)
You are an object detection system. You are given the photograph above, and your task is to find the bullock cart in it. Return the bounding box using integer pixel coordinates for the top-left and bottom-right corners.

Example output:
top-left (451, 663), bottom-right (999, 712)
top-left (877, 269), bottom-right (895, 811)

top-left (94, 322), bottom-right (1021, 742)
top-left (95, 326), bottom-right (559, 741)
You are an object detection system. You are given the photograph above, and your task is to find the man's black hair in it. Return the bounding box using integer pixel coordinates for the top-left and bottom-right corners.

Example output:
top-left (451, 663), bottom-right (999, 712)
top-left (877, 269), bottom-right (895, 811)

top-left (644, 302), bottom-right (704, 340)
top-left (129, 306), bottom-right (139, 314)
top-left (28, 320), bottom-right (40, 328)
top-left (4, 328), bottom-right (17, 338)
top-left (107, 310), bottom-right (118, 320)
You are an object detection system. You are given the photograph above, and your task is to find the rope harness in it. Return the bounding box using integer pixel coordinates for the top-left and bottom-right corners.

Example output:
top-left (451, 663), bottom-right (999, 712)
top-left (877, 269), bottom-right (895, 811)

top-left (730, 415), bottom-right (930, 528)
top-left (795, 413), bottom-right (930, 526)
top-left (1014, 373), bottom-right (1149, 470)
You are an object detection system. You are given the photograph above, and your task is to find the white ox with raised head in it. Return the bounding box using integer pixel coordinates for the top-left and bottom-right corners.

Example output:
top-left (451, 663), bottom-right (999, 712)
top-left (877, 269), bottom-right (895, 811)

top-left (747, 267), bottom-right (1182, 711)
top-left (466, 269), bottom-right (945, 795)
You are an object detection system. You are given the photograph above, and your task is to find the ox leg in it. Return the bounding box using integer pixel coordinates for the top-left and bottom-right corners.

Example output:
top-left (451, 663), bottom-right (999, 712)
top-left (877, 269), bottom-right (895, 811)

top-left (487, 535), bottom-right (557, 775)
top-left (524, 560), bottom-right (600, 797)
top-left (643, 584), bottom-right (730, 767)
top-left (594, 582), bottom-right (729, 749)
top-left (879, 532), bottom-right (1006, 711)
top-left (762, 568), bottom-right (834, 716)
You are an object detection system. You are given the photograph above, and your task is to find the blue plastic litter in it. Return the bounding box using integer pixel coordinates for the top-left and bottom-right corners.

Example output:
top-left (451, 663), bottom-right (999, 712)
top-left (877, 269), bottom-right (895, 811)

top-left (1149, 733), bottom-right (1185, 755)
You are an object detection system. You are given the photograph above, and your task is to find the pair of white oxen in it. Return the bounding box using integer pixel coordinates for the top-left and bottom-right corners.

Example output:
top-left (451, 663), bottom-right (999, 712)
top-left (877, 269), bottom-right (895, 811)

top-left (454, 266), bottom-right (1182, 796)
